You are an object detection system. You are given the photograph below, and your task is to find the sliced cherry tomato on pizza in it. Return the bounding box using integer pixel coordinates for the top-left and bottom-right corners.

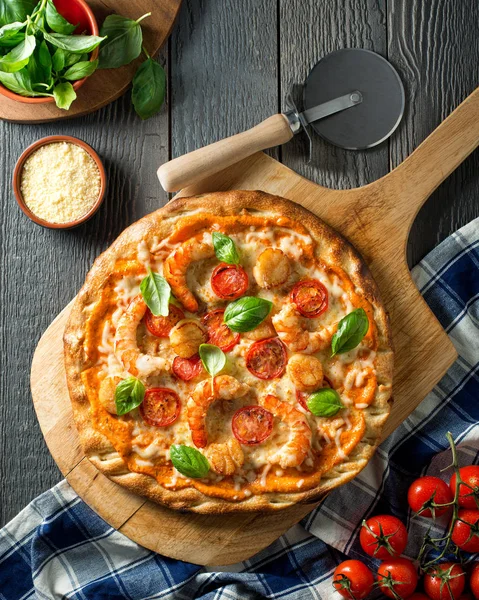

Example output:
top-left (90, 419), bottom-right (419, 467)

top-left (407, 476), bottom-right (453, 518)
top-left (145, 305), bottom-right (185, 337)
top-left (450, 466), bottom-right (479, 508)
top-left (424, 563), bottom-right (466, 600)
top-left (232, 405), bottom-right (274, 445)
top-left (172, 355), bottom-right (203, 382)
top-left (290, 279), bottom-right (328, 318)
top-left (140, 388), bottom-right (181, 427)
top-left (211, 263), bottom-right (249, 300)
top-left (359, 515), bottom-right (408, 559)
top-left (451, 509), bottom-right (479, 552)
top-left (246, 337), bottom-right (287, 380)
top-left (332, 560), bottom-right (374, 599)
top-left (202, 309), bottom-right (240, 352)
top-left (296, 376), bottom-right (334, 410)
top-left (377, 558), bottom-right (418, 599)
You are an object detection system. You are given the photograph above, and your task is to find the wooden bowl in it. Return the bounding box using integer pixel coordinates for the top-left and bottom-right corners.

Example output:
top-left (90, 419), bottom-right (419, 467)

top-left (13, 135), bottom-right (107, 229)
top-left (0, 0), bottom-right (100, 104)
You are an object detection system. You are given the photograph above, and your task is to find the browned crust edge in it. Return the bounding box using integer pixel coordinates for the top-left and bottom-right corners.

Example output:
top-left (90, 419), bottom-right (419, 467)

top-left (63, 190), bottom-right (394, 514)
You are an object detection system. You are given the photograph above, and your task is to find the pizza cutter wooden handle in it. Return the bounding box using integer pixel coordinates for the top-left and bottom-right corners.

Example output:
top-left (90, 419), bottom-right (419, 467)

top-left (157, 114), bottom-right (293, 192)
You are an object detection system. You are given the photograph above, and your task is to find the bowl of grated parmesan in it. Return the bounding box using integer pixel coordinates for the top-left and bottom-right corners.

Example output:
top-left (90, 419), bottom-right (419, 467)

top-left (13, 135), bottom-right (107, 229)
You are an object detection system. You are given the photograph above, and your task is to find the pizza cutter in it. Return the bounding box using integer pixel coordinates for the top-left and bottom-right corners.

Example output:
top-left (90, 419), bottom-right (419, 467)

top-left (157, 48), bottom-right (405, 192)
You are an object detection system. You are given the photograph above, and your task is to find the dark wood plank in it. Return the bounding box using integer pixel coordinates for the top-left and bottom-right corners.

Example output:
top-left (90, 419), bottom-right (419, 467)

top-left (0, 51), bottom-right (169, 527)
top-left (279, 0), bottom-right (389, 189)
top-left (388, 0), bottom-right (479, 266)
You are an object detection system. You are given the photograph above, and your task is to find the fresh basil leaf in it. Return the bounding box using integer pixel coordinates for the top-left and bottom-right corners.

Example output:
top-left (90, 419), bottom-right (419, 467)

top-left (45, 0), bottom-right (76, 35)
top-left (131, 57), bottom-right (165, 120)
top-left (0, 34), bottom-right (36, 73)
top-left (0, 68), bottom-right (50, 96)
top-left (51, 47), bottom-right (64, 71)
top-left (43, 31), bottom-right (106, 54)
top-left (224, 296), bottom-right (273, 333)
top-left (53, 81), bottom-right (76, 109)
top-left (0, 0), bottom-right (36, 27)
top-left (98, 13), bottom-right (146, 69)
top-left (212, 231), bottom-right (240, 265)
top-left (199, 344), bottom-right (226, 377)
top-left (140, 270), bottom-right (171, 317)
top-left (114, 377), bottom-right (145, 416)
top-left (306, 388), bottom-right (343, 417)
top-left (170, 444), bottom-right (210, 479)
top-left (331, 308), bottom-right (369, 356)
top-left (27, 40), bottom-right (51, 85)
top-left (0, 22), bottom-right (26, 48)
top-left (63, 58), bottom-right (97, 81)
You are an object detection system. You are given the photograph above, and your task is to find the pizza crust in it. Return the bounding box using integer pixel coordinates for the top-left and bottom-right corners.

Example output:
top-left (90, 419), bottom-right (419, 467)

top-left (64, 190), bottom-right (393, 513)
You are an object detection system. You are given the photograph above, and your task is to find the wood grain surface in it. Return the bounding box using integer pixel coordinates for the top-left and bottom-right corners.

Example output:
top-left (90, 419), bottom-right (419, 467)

top-left (29, 84), bottom-right (479, 562)
top-left (1, 0), bottom-right (478, 541)
top-left (0, 0), bottom-right (182, 123)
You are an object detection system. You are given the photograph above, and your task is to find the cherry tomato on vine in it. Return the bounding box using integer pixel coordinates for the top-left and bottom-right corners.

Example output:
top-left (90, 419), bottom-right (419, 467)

top-left (408, 476), bottom-right (453, 518)
top-left (450, 466), bottom-right (479, 509)
top-left (359, 515), bottom-right (408, 559)
top-left (470, 562), bottom-right (479, 600)
top-left (332, 560), bottom-right (374, 599)
top-left (424, 562), bottom-right (466, 600)
top-left (451, 509), bottom-right (479, 552)
top-left (377, 557), bottom-right (418, 599)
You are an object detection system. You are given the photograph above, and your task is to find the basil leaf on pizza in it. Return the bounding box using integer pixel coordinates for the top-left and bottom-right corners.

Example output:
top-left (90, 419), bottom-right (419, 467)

top-left (307, 388), bottom-right (343, 417)
top-left (199, 344), bottom-right (226, 377)
top-left (170, 444), bottom-right (210, 478)
top-left (224, 296), bottom-right (272, 332)
top-left (331, 308), bottom-right (369, 356)
top-left (140, 270), bottom-right (171, 317)
top-left (212, 231), bottom-right (240, 265)
top-left (115, 377), bottom-right (145, 415)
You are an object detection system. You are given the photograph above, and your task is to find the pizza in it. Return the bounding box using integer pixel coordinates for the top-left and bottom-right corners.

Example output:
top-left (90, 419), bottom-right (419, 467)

top-left (64, 190), bottom-right (393, 513)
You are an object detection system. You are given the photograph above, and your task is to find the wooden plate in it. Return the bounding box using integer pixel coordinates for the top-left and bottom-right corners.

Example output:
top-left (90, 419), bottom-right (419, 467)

top-left (0, 0), bottom-right (182, 123)
top-left (31, 87), bottom-right (479, 565)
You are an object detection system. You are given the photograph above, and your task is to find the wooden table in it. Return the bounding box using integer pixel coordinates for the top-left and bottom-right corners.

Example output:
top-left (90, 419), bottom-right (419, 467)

top-left (0, 0), bottom-right (478, 528)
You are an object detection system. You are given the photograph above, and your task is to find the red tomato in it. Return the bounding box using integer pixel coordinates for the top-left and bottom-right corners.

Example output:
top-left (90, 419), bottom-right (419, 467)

top-left (407, 476), bottom-right (453, 518)
top-left (470, 562), bottom-right (479, 600)
top-left (424, 563), bottom-right (466, 600)
top-left (290, 279), bottom-right (328, 318)
top-left (450, 466), bottom-right (479, 508)
top-left (145, 305), bottom-right (184, 337)
top-left (211, 263), bottom-right (249, 300)
top-left (451, 509), bottom-right (479, 552)
top-left (172, 355), bottom-right (203, 381)
top-left (296, 376), bottom-right (334, 410)
top-left (359, 515), bottom-right (408, 559)
top-left (377, 558), bottom-right (418, 599)
top-left (202, 309), bottom-right (240, 352)
top-left (232, 406), bottom-right (273, 445)
top-left (332, 560), bottom-right (374, 599)
top-left (245, 338), bottom-right (287, 380)
top-left (140, 388), bottom-right (181, 427)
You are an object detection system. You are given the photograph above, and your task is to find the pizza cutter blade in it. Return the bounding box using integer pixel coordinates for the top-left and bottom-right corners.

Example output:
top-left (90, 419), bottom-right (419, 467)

top-left (157, 48), bottom-right (405, 192)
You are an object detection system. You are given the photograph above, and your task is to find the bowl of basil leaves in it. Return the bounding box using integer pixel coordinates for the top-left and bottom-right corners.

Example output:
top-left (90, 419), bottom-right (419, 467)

top-left (0, 0), bottom-right (101, 109)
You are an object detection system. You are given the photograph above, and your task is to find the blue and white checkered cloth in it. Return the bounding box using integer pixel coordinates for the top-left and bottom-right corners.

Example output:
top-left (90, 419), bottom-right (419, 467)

top-left (1, 217), bottom-right (478, 600)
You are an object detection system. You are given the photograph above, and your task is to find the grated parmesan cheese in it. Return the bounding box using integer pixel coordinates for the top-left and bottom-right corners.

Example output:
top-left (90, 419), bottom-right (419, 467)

top-left (20, 142), bottom-right (101, 224)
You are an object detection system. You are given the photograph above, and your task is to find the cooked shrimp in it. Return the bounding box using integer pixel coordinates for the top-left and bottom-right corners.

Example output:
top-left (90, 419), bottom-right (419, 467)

top-left (98, 375), bottom-right (122, 414)
top-left (164, 238), bottom-right (215, 312)
top-left (114, 296), bottom-right (168, 378)
top-left (187, 375), bottom-right (250, 448)
top-left (260, 394), bottom-right (312, 468)
top-left (253, 248), bottom-right (291, 289)
top-left (287, 354), bottom-right (323, 392)
top-left (169, 319), bottom-right (207, 358)
top-left (243, 316), bottom-right (277, 341)
top-left (204, 438), bottom-right (244, 475)
top-left (272, 303), bottom-right (336, 353)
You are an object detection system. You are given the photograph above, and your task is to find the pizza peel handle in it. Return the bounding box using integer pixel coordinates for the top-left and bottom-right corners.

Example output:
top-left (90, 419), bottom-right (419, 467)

top-left (157, 114), bottom-right (293, 192)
